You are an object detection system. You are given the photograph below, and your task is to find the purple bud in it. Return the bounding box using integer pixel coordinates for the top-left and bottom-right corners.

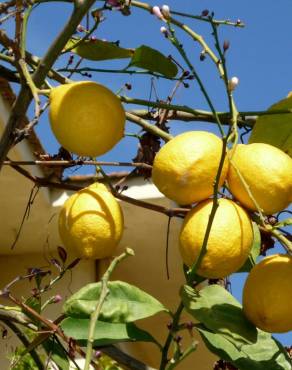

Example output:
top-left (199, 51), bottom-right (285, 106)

top-left (77, 24), bottom-right (84, 33)
top-left (223, 40), bottom-right (230, 52)
top-left (52, 294), bottom-right (62, 303)
top-left (201, 9), bottom-right (209, 16)
top-left (95, 350), bottom-right (102, 358)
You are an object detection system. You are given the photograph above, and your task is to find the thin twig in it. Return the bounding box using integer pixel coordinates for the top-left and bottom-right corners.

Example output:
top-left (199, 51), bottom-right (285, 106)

top-left (126, 112), bottom-right (173, 142)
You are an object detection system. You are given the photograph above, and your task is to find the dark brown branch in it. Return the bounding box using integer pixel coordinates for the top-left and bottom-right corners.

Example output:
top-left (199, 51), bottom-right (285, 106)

top-left (8, 161), bottom-right (189, 217)
top-left (3, 159), bottom-right (153, 169)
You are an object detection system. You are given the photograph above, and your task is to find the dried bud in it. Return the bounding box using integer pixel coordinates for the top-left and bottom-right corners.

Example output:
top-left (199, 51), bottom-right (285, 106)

top-left (201, 9), bottom-right (209, 16)
top-left (223, 40), bottom-right (230, 52)
top-left (125, 83), bottom-right (132, 90)
top-left (228, 76), bottom-right (239, 91)
top-left (200, 50), bottom-right (206, 61)
top-left (152, 5), bottom-right (164, 20)
top-left (161, 4), bottom-right (170, 18)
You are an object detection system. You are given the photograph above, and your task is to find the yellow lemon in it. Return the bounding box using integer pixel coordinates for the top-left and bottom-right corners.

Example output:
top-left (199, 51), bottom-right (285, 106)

top-left (49, 81), bottom-right (125, 157)
top-left (152, 131), bottom-right (229, 205)
top-left (227, 143), bottom-right (292, 214)
top-left (58, 182), bottom-right (124, 259)
top-left (179, 198), bottom-right (253, 278)
top-left (243, 254), bottom-right (292, 333)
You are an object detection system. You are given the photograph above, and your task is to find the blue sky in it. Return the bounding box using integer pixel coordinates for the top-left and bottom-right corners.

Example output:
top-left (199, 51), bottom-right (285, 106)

top-left (5, 0), bottom-right (292, 346)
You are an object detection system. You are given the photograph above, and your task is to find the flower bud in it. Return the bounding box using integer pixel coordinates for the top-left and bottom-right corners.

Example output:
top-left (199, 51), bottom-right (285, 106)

top-left (161, 4), bottom-right (170, 18)
top-left (52, 294), bottom-right (62, 303)
top-left (228, 76), bottom-right (239, 91)
top-left (152, 5), bottom-right (163, 20)
top-left (160, 26), bottom-right (168, 36)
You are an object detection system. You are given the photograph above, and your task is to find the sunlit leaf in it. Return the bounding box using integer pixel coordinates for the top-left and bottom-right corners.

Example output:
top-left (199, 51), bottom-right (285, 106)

top-left (63, 280), bottom-right (167, 323)
top-left (249, 95), bottom-right (292, 157)
top-left (65, 38), bottom-right (134, 61)
top-left (129, 45), bottom-right (178, 78)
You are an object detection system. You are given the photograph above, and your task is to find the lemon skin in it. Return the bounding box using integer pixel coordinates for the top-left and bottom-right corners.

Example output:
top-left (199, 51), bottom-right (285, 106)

top-left (228, 143), bottom-right (292, 214)
top-left (152, 131), bottom-right (229, 205)
top-left (58, 183), bottom-right (124, 259)
top-left (179, 198), bottom-right (254, 278)
top-left (49, 81), bottom-right (125, 157)
top-left (243, 254), bottom-right (292, 333)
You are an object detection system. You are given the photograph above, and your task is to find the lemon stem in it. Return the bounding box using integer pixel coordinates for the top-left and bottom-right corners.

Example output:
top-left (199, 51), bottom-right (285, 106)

top-left (83, 249), bottom-right (134, 370)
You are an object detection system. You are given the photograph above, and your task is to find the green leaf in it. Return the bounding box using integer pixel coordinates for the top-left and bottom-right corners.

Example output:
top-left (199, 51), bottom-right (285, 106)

top-left (129, 45), bottom-right (178, 78)
top-left (249, 95), bottom-right (292, 157)
top-left (65, 38), bottom-right (134, 61)
top-left (182, 285), bottom-right (291, 370)
top-left (181, 285), bottom-right (257, 345)
top-left (238, 222), bottom-right (261, 272)
top-left (196, 324), bottom-right (291, 370)
top-left (43, 338), bottom-right (69, 370)
top-left (60, 318), bottom-right (157, 346)
top-left (63, 280), bottom-right (167, 322)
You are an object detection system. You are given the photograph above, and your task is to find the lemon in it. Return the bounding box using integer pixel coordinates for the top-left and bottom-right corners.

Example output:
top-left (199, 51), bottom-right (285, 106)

top-left (58, 182), bottom-right (124, 259)
top-left (179, 198), bottom-right (253, 278)
top-left (49, 81), bottom-right (125, 157)
top-left (243, 254), bottom-right (292, 333)
top-left (227, 143), bottom-right (292, 214)
top-left (152, 131), bottom-right (229, 205)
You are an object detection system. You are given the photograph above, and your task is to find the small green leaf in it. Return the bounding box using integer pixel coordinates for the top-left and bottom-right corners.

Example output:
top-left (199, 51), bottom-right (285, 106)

top-left (63, 280), bottom-right (167, 322)
top-left (129, 45), bottom-right (178, 78)
top-left (238, 222), bottom-right (261, 272)
top-left (249, 95), bottom-right (292, 157)
top-left (196, 324), bottom-right (291, 370)
top-left (43, 338), bottom-right (69, 370)
top-left (65, 38), bottom-right (134, 61)
top-left (60, 318), bottom-right (157, 346)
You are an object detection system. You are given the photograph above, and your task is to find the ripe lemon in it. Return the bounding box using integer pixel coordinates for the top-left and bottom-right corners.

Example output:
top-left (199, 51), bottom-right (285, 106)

top-left (179, 198), bottom-right (253, 278)
top-left (243, 254), bottom-right (292, 333)
top-left (227, 143), bottom-right (292, 214)
top-left (49, 81), bottom-right (125, 157)
top-left (58, 182), bottom-right (124, 259)
top-left (152, 131), bottom-right (229, 205)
